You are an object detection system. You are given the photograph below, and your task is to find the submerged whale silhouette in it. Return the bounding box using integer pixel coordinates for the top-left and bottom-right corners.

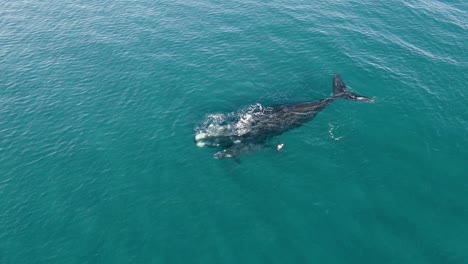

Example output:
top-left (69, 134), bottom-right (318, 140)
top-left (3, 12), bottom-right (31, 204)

top-left (195, 74), bottom-right (373, 162)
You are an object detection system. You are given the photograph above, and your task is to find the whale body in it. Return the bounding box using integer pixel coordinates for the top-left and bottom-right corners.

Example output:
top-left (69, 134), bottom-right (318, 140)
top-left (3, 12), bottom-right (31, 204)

top-left (195, 74), bottom-right (373, 161)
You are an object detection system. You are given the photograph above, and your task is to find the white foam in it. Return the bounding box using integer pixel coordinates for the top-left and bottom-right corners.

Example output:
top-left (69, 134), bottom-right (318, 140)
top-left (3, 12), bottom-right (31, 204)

top-left (196, 142), bottom-right (206, 147)
top-left (328, 124), bottom-right (343, 141)
top-left (195, 104), bottom-right (265, 143)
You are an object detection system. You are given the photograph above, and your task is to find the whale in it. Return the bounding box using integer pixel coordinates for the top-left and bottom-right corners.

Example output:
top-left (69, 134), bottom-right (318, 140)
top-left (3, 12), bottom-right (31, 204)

top-left (195, 74), bottom-right (373, 161)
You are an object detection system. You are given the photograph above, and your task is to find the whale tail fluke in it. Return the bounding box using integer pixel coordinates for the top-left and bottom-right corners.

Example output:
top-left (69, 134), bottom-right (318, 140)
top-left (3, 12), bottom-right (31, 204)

top-left (333, 73), bottom-right (374, 102)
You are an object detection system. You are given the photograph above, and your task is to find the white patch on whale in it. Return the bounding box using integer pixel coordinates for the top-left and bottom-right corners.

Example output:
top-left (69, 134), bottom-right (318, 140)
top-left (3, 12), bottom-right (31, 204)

top-left (195, 133), bottom-right (207, 140)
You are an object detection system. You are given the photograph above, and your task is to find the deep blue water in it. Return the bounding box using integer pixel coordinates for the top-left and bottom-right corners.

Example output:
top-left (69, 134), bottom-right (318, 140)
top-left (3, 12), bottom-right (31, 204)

top-left (1, 0), bottom-right (467, 263)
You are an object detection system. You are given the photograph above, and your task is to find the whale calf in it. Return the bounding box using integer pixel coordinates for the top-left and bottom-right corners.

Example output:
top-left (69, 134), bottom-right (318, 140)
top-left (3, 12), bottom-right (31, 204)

top-left (195, 74), bottom-right (373, 161)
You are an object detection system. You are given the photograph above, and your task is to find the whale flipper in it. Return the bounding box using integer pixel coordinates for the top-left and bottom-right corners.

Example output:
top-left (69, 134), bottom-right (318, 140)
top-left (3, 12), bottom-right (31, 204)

top-left (213, 143), bottom-right (266, 161)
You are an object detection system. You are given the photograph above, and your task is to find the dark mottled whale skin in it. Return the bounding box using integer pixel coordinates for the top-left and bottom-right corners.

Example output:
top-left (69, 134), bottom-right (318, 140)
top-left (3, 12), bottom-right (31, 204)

top-left (195, 74), bottom-right (373, 161)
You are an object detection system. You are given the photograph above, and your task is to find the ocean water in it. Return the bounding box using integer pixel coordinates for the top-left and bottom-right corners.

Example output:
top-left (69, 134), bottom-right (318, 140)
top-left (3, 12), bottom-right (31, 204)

top-left (1, 0), bottom-right (467, 263)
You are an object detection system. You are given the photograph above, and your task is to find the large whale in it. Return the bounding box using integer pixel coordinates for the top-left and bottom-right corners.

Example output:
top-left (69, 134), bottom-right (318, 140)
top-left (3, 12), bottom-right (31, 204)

top-left (195, 74), bottom-right (373, 161)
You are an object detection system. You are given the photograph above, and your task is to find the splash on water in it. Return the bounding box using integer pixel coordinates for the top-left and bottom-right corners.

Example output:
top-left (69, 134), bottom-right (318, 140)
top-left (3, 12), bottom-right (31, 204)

top-left (194, 103), bottom-right (267, 147)
top-left (328, 123), bottom-right (343, 141)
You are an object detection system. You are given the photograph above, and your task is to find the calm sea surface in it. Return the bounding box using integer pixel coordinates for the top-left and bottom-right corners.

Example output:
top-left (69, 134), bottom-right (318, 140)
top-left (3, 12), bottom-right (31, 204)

top-left (1, 0), bottom-right (467, 263)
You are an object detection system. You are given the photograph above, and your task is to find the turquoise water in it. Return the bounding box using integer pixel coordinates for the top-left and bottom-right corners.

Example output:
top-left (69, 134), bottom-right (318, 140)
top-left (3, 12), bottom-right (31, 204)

top-left (1, 0), bottom-right (467, 263)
